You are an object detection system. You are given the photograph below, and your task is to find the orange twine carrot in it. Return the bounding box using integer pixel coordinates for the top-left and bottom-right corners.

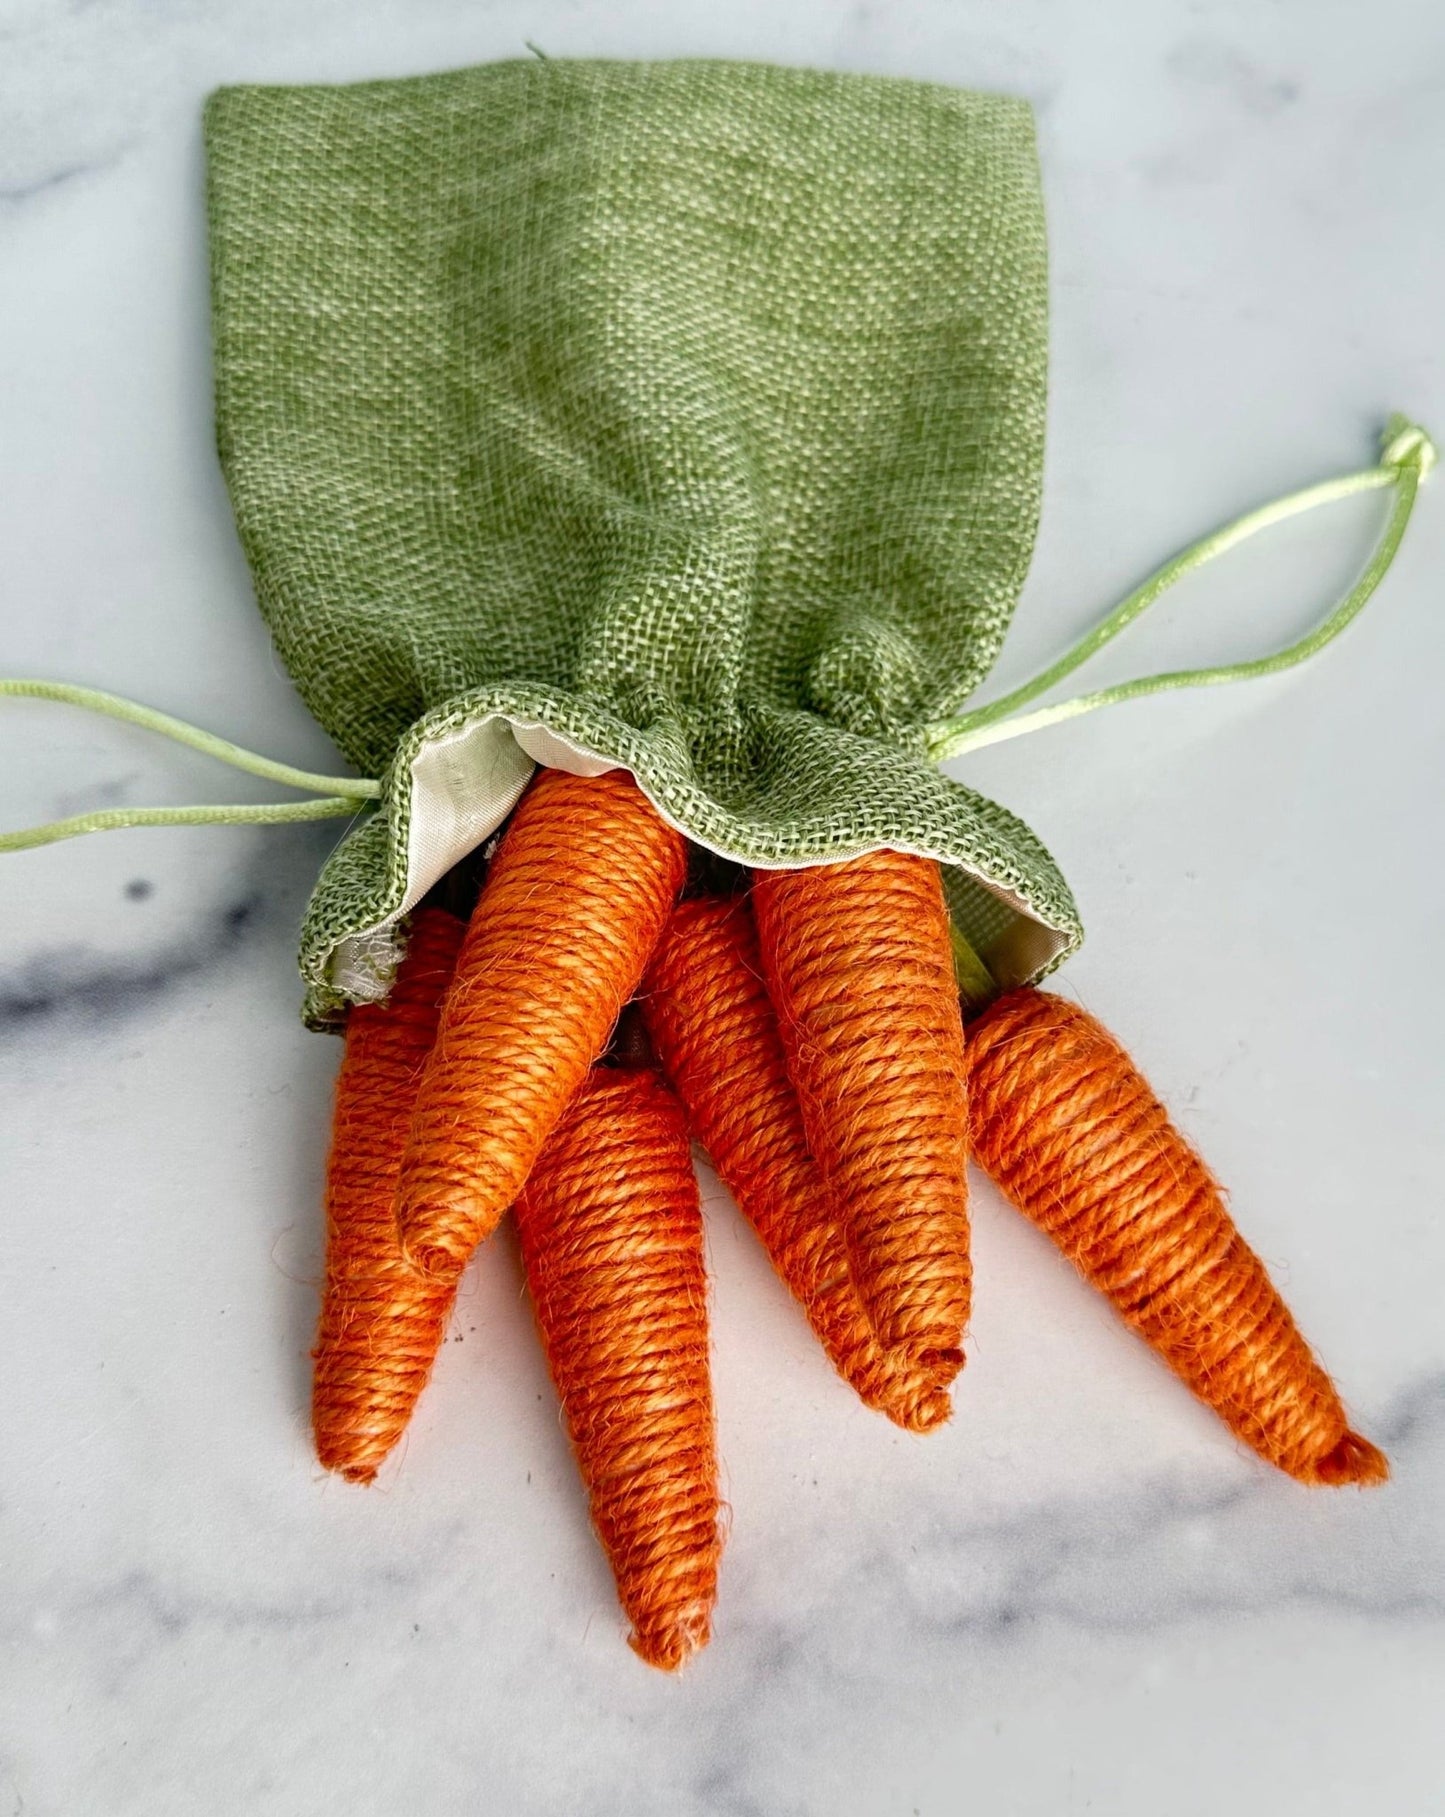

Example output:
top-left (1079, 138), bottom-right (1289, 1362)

top-left (396, 768), bottom-right (687, 1282)
top-left (751, 852), bottom-right (972, 1369)
top-left (966, 987), bottom-right (1388, 1486)
top-left (644, 893), bottom-right (953, 1431)
top-left (312, 905), bottom-right (465, 1483)
top-left (515, 1062), bottom-right (720, 1670)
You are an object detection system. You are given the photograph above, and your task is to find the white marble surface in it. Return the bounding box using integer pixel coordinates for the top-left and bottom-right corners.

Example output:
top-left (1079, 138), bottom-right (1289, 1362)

top-left (2, 4), bottom-right (1443, 1812)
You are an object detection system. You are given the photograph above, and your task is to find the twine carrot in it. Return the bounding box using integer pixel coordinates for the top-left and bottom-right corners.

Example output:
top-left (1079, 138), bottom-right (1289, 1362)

top-left (515, 1061), bottom-right (719, 1670)
top-left (396, 767), bottom-right (688, 1281)
top-left (751, 852), bottom-right (972, 1369)
top-left (312, 905), bottom-right (465, 1483)
top-left (966, 987), bottom-right (1388, 1486)
top-left (643, 893), bottom-right (953, 1430)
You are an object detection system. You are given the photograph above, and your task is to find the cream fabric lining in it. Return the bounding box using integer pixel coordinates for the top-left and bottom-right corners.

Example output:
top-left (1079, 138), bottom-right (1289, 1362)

top-left (327, 714), bottom-right (1063, 1000)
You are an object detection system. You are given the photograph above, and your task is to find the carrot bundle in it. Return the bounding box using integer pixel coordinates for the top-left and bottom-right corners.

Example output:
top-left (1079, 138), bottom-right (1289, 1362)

top-left (312, 905), bottom-right (465, 1483)
top-left (643, 893), bottom-right (952, 1431)
top-left (314, 756), bottom-right (1381, 1687)
top-left (396, 768), bottom-right (688, 1282)
top-left (751, 851), bottom-right (972, 1369)
top-left (515, 1061), bottom-right (719, 1670)
top-left (966, 987), bottom-right (1388, 1487)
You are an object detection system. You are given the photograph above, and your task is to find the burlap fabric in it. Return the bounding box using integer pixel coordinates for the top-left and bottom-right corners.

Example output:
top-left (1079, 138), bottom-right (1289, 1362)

top-left (205, 57), bottom-right (1080, 1025)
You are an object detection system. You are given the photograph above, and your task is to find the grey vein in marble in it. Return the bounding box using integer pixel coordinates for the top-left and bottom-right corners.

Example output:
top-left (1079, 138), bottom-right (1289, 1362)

top-left (0, 887), bottom-right (263, 1025)
top-left (3, 3), bottom-right (1442, 1812)
top-left (0, 819), bottom-right (340, 1032)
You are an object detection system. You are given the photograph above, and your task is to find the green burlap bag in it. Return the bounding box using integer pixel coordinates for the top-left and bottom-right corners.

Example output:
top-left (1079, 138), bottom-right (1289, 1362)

top-left (204, 56), bottom-right (1081, 1027)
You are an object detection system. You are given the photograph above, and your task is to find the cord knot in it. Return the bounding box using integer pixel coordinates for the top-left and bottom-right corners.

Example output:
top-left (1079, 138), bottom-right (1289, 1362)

top-left (1380, 416), bottom-right (1437, 480)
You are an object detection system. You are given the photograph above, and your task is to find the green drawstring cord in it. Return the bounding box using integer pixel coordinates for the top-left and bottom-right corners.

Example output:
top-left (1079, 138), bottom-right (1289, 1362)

top-left (0, 418), bottom-right (1433, 852)
top-left (924, 416), bottom-right (1436, 763)
top-left (0, 680), bottom-right (380, 853)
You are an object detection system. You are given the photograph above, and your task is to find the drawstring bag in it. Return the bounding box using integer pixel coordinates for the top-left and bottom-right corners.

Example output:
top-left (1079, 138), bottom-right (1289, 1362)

top-left (204, 57), bottom-right (1075, 1027)
top-left (2, 56), bottom-right (1431, 1669)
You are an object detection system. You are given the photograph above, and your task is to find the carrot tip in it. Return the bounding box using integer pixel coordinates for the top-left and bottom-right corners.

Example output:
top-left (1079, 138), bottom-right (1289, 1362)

top-left (399, 1231), bottom-right (469, 1284)
top-left (628, 1605), bottom-right (713, 1672)
top-left (336, 1461), bottom-right (380, 1487)
top-left (885, 1387), bottom-right (954, 1434)
top-left (313, 1440), bottom-right (382, 1485)
top-left (1310, 1429), bottom-right (1390, 1488)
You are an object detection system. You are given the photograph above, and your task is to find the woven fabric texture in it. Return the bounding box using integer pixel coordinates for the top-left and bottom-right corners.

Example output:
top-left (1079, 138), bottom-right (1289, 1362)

top-left (204, 56), bottom-right (1081, 1024)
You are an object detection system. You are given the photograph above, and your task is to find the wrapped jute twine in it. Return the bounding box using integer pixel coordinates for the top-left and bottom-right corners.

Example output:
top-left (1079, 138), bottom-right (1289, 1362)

top-left (516, 1061), bottom-right (720, 1672)
top-left (312, 905), bottom-right (464, 1484)
top-left (394, 766), bottom-right (689, 1283)
top-left (1, 402), bottom-right (1430, 1665)
top-left (965, 990), bottom-right (1388, 1486)
top-left (644, 894), bottom-right (953, 1434)
top-left (753, 852), bottom-right (972, 1373)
